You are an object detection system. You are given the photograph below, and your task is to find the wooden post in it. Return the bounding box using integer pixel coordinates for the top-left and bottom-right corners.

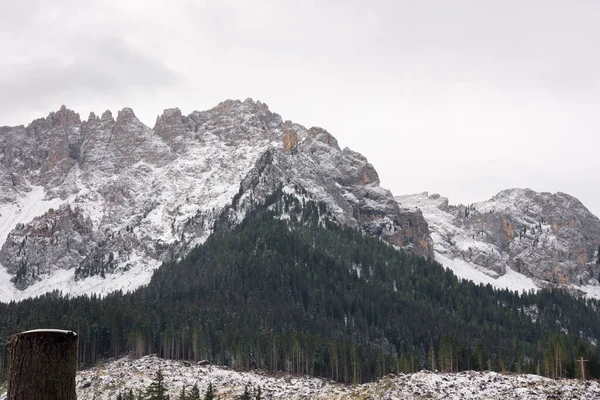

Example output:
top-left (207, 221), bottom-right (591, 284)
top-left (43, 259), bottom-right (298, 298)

top-left (7, 329), bottom-right (78, 400)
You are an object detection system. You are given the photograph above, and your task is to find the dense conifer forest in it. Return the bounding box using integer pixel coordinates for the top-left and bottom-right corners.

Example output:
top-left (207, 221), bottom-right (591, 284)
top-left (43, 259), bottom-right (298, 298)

top-left (0, 189), bottom-right (599, 382)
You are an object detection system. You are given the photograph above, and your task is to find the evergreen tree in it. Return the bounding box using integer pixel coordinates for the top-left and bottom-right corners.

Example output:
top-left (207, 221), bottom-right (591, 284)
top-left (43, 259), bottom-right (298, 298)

top-left (203, 382), bottom-right (215, 400)
top-left (254, 386), bottom-right (262, 400)
top-left (427, 337), bottom-right (436, 371)
top-left (189, 384), bottom-right (200, 400)
top-left (239, 385), bottom-right (251, 400)
top-left (116, 389), bottom-right (135, 400)
top-left (145, 369), bottom-right (169, 400)
top-left (177, 385), bottom-right (187, 400)
top-left (476, 340), bottom-right (486, 371)
top-left (544, 334), bottom-right (567, 379)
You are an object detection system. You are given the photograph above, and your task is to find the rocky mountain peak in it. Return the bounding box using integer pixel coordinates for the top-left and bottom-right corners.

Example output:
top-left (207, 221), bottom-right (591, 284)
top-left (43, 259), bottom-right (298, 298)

top-left (87, 111), bottom-right (98, 122)
top-left (211, 98), bottom-right (271, 118)
top-left (115, 107), bottom-right (142, 127)
top-left (153, 108), bottom-right (185, 143)
top-left (397, 189), bottom-right (600, 296)
top-left (111, 107), bottom-right (154, 154)
top-left (307, 126), bottom-right (340, 150)
top-left (24, 105), bottom-right (79, 134)
top-left (0, 99), bottom-right (432, 300)
top-left (46, 105), bottom-right (81, 130)
top-left (488, 188), bottom-right (592, 218)
top-left (100, 110), bottom-right (114, 122)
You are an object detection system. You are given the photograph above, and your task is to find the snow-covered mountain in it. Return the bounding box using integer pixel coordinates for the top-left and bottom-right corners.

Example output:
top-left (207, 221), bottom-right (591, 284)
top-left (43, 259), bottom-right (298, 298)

top-left (3, 99), bottom-right (598, 302)
top-left (0, 99), bottom-right (432, 301)
top-left (396, 190), bottom-right (600, 297)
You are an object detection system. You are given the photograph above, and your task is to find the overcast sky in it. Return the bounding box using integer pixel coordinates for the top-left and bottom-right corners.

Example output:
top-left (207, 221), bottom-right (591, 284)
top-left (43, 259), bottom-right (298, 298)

top-left (1, 0), bottom-right (599, 216)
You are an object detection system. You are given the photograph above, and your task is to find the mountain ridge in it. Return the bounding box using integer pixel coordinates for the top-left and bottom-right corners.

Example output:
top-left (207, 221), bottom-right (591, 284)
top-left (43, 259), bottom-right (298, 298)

top-left (0, 99), bottom-right (431, 301)
top-left (396, 189), bottom-right (600, 297)
top-left (2, 99), bottom-right (599, 300)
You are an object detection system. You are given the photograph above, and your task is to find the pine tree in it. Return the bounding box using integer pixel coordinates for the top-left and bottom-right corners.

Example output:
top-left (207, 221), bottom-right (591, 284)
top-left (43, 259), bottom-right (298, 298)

top-left (127, 390), bottom-right (135, 400)
top-left (254, 386), bottom-right (262, 400)
top-left (476, 340), bottom-right (486, 371)
top-left (115, 387), bottom-right (137, 400)
top-left (177, 385), bottom-right (187, 400)
top-left (596, 245), bottom-right (600, 265)
top-left (188, 384), bottom-right (200, 400)
top-left (515, 352), bottom-right (522, 374)
top-left (203, 382), bottom-right (215, 400)
top-left (544, 334), bottom-right (567, 379)
top-left (427, 337), bottom-right (436, 371)
top-left (239, 384), bottom-right (251, 400)
top-left (145, 368), bottom-right (169, 400)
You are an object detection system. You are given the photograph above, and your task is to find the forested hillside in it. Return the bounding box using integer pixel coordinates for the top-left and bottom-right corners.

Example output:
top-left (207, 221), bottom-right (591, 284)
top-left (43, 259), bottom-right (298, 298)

top-left (0, 189), bottom-right (599, 383)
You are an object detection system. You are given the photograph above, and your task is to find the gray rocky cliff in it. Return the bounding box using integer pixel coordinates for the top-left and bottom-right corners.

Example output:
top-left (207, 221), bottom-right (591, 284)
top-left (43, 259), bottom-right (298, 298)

top-left (0, 99), bottom-right (431, 299)
top-left (397, 190), bottom-right (600, 295)
top-left (212, 121), bottom-right (433, 260)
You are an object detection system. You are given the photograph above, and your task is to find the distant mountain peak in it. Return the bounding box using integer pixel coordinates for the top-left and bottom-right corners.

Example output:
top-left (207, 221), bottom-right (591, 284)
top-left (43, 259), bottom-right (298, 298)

top-left (397, 188), bottom-right (600, 297)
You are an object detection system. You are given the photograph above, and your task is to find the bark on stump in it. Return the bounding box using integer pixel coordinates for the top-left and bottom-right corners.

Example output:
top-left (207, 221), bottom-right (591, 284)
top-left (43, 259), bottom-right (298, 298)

top-left (8, 329), bottom-right (78, 400)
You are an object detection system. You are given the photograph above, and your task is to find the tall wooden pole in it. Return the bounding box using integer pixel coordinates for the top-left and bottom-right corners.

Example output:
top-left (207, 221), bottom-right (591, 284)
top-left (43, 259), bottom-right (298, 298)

top-left (8, 329), bottom-right (78, 400)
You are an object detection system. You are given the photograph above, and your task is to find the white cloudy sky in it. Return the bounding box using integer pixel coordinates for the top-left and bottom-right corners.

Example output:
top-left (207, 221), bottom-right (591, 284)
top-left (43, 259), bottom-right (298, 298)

top-left (1, 0), bottom-right (599, 216)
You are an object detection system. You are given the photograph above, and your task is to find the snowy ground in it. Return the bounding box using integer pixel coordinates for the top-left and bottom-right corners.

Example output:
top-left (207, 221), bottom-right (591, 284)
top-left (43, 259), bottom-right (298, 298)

top-left (64, 355), bottom-right (600, 399)
top-left (434, 253), bottom-right (538, 294)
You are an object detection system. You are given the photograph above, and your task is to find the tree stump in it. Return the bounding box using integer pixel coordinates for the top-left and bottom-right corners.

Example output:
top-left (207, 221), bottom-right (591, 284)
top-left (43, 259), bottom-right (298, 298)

top-left (7, 329), bottom-right (78, 400)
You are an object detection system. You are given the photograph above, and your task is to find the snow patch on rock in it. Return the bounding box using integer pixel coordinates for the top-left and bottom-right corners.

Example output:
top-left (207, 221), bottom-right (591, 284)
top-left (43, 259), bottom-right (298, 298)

top-left (0, 185), bottom-right (63, 300)
top-left (396, 190), bottom-right (600, 297)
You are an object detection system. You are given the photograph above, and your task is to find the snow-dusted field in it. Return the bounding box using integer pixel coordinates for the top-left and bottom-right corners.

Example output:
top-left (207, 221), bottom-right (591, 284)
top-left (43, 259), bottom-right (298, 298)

top-left (67, 355), bottom-right (600, 400)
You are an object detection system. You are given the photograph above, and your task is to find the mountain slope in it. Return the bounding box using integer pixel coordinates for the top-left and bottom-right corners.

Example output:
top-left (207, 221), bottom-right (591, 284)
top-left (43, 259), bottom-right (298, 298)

top-left (0, 99), bottom-right (431, 301)
top-left (396, 190), bottom-right (600, 297)
top-left (1, 194), bottom-right (599, 382)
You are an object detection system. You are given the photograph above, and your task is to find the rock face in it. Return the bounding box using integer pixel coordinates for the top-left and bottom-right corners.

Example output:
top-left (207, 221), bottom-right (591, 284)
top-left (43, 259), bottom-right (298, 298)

top-left (396, 190), bottom-right (600, 296)
top-left (0, 99), bottom-right (431, 301)
top-left (0, 205), bottom-right (93, 290)
top-left (219, 121), bottom-right (433, 259)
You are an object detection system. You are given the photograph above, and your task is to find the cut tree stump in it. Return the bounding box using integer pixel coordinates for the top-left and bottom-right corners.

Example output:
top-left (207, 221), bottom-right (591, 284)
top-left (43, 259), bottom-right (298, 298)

top-left (7, 329), bottom-right (78, 400)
